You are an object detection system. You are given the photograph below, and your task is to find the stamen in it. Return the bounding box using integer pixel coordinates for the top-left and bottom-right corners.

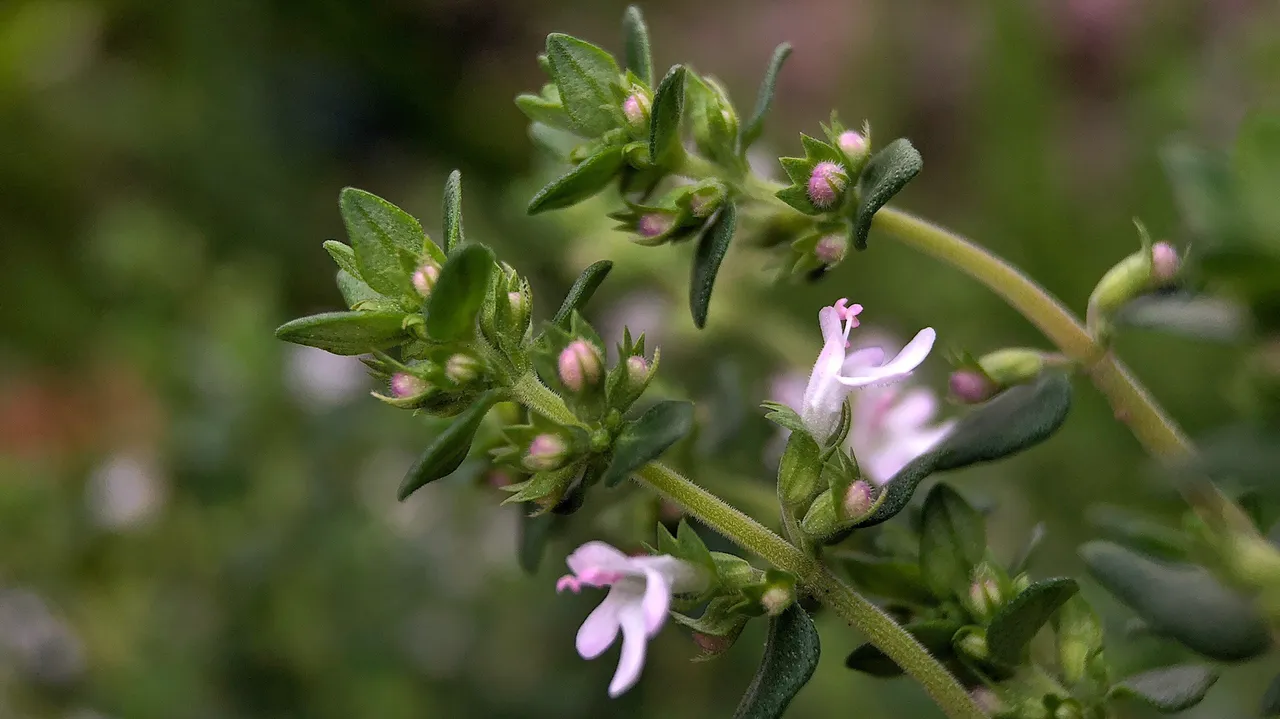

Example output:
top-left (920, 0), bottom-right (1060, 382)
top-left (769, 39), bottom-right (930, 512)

top-left (556, 575), bottom-right (583, 593)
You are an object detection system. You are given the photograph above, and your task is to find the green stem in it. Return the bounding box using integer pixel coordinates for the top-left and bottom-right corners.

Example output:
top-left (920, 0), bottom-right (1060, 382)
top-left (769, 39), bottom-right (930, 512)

top-left (870, 208), bottom-right (1192, 459)
top-left (509, 371), bottom-right (584, 427)
top-left (637, 461), bottom-right (986, 719)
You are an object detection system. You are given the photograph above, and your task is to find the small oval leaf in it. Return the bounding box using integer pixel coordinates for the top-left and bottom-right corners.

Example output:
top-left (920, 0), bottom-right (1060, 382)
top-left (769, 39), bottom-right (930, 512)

top-left (323, 240), bottom-right (361, 277)
top-left (853, 139), bottom-right (923, 250)
top-left (545, 33), bottom-right (621, 137)
top-left (621, 5), bottom-right (653, 88)
top-left (602, 400), bottom-right (694, 487)
top-left (425, 244), bottom-right (495, 341)
top-left (918, 483), bottom-right (987, 600)
top-left (553, 260), bottom-right (614, 327)
top-left (741, 43), bottom-right (792, 152)
top-left (527, 147), bottom-right (626, 214)
top-left (649, 65), bottom-right (687, 167)
top-left (732, 604), bottom-right (820, 719)
top-left (1080, 541), bottom-right (1272, 661)
top-left (987, 578), bottom-right (1079, 666)
top-left (852, 372), bottom-right (1073, 529)
top-left (275, 311), bottom-right (408, 355)
top-left (1110, 664), bottom-right (1219, 714)
top-left (689, 201), bottom-right (737, 329)
top-left (443, 169), bottom-right (465, 252)
top-left (340, 188), bottom-right (427, 295)
top-left (398, 391), bottom-right (502, 500)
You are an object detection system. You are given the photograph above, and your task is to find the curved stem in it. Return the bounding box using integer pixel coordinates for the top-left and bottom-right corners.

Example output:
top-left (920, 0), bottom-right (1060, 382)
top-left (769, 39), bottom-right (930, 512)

top-left (871, 207), bottom-right (1193, 459)
top-left (637, 461), bottom-right (986, 719)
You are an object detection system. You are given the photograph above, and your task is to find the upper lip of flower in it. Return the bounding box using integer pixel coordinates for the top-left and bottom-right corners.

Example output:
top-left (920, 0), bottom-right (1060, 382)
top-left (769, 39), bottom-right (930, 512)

top-left (556, 541), bottom-right (706, 697)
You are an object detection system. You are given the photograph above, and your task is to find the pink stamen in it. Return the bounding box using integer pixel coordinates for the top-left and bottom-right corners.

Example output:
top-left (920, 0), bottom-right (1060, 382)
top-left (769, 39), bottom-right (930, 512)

top-left (556, 575), bottom-right (582, 593)
top-left (831, 299), bottom-right (864, 347)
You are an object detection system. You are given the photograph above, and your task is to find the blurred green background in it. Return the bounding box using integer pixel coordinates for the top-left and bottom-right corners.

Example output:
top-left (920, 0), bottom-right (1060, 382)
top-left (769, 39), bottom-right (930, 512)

top-left (2, 0), bottom-right (1279, 717)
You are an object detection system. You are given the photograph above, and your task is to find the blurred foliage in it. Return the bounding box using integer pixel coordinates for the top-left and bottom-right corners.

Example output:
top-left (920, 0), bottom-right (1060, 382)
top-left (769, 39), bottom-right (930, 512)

top-left (3, 0), bottom-right (1280, 717)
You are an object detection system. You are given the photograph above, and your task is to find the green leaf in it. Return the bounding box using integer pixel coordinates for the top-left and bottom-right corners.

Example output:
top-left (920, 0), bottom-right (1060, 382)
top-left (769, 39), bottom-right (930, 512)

top-left (339, 188), bottom-right (426, 296)
top-left (1260, 673), bottom-right (1280, 716)
top-left (689, 201), bottom-right (737, 329)
top-left (845, 621), bottom-right (959, 677)
top-left (853, 372), bottom-right (1073, 530)
top-left (323, 240), bottom-right (361, 277)
top-left (649, 65), bottom-right (686, 167)
top-left (777, 429), bottom-right (822, 510)
top-left (1055, 595), bottom-right (1104, 686)
top-left (443, 169), bottom-right (465, 252)
top-left (275, 311), bottom-right (408, 355)
top-left (1080, 541), bottom-right (1271, 661)
top-left (1110, 665), bottom-right (1219, 713)
top-left (774, 184), bottom-right (821, 215)
top-left (761, 401), bottom-right (806, 434)
top-left (515, 91), bottom-right (576, 133)
top-left (527, 146), bottom-right (626, 214)
top-left (518, 509), bottom-right (558, 574)
top-left (836, 552), bottom-right (934, 605)
top-left (918, 483), bottom-right (987, 599)
top-left (398, 391), bottom-right (502, 500)
top-left (740, 43), bottom-right (792, 151)
top-left (602, 400), bottom-right (694, 487)
top-left (621, 5), bottom-right (653, 88)
top-left (850, 138), bottom-right (923, 250)
top-left (1086, 505), bottom-right (1192, 561)
top-left (553, 260), bottom-right (613, 327)
top-left (336, 270), bottom-right (398, 312)
top-left (546, 33), bottom-right (621, 137)
top-left (732, 604), bottom-right (820, 719)
top-left (986, 578), bottom-right (1078, 666)
top-left (425, 244), bottom-right (495, 341)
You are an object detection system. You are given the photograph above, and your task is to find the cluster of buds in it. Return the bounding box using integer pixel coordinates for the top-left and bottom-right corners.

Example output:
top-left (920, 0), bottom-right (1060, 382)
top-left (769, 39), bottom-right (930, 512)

top-left (948, 347), bottom-right (1060, 405)
top-left (610, 181), bottom-right (727, 246)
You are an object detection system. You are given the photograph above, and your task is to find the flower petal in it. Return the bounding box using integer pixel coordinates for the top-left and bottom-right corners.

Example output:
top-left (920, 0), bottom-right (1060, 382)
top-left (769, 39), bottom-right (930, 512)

top-left (575, 587), bottom-right (629, 659)
top-left (608, 608), bottom-right (649, 697)
top-left (837, 328), bottom-right (935, 386)
top-left (817, 305), bottom-right (843, 344)
top-left (840, 347), bottom-right (885, 374)
top-left (640, 568), bottom-right (672, 635)
top-left (884, 388), bottom-right (937, 431)
top-left (566, 541), bottom-right (632, 578)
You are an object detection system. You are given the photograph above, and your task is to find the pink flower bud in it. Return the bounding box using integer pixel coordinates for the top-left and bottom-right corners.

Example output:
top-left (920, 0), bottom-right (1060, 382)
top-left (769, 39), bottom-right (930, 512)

top-left (814, 233), bottom-right (848, 265)
top-left (843, 480), bottom-right (874, 518)
top-left (637, 213), bottom-right (673, 239)
top-left (949, 370), bottom-right (998, 404)
top-left (1151, 241), bottom-right (1179, 283)
top-left (837, 130), bottom-right (867, 157)
top-left (444, 354), bottom-right (480, 384)
top-left (692, 632), bottom-right (734, 655)
top-left (525, 433), bottom-right (569, 472)
top-left (390, 372), bottom-right (428, 398)
top-left (625, 355), bottom-right (649, 383)
top-left (968, 578), bottom-right (1002, 617)
top-left (558, 340), bottom-right (602, 392)
top-left (412, 263), bottom-right (440, 297)
top-left (807, 161), bottom-right (848, 209)
top-left (622, 93), bottom-right (650, 128)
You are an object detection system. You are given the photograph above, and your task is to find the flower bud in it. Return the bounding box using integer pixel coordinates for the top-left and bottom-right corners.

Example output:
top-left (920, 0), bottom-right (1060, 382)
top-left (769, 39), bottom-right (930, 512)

top-left (760, 586), bottom-right (794, 616)
top-left (558, 340), bottom-right (603, 392)
top-left (948, 369), bottom-right (998, 404)
top-left (692, 632), bottom-right (735, 656)
top-left (390, 372), bottom-right (429, 398)
top-left (412, 263), bottom-right (440, 297)
top-left (813, 233), bottom-right (849, 265)
top-left (444, 354), bottom-right (481, 384)
top-left (837, 130), bottom-right (868, 159)
top-left (967, 567), bottom-right (1004, 619)
top-left (1225, 535), bottom-right (1280, 588)
top-left (626, 355), bottom-right (649, 382)
top-left (637, 213), bottom-right (674, 241)
top-left (622, 92), bottom-right (651, 129)
top-left (843, 481), bottom-right (874, 518)
top-left (524, 433), bottom-right (570, 472)
top-left (1151, 241), bottom-right (1180, 283)
top-left (687, 183), bottom-right (726, 219)
top-left (806, 161), bottom-right (848, 209)
top-left (957, 631), bottom-right (988, 660)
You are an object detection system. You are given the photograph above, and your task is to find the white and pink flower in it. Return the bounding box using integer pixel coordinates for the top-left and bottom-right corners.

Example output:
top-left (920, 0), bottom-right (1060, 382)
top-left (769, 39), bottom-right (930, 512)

top-left (557, 542), bottom-right (706, 697)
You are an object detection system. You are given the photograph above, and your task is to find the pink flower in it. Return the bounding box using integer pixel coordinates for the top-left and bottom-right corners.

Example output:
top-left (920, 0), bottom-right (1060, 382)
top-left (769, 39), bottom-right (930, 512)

top-left (850, 386), bottom-right (955, 483)
top-left (557, 542), bottom-right (706, 697)
top-left (800, 299), bottom-right (937, 443)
